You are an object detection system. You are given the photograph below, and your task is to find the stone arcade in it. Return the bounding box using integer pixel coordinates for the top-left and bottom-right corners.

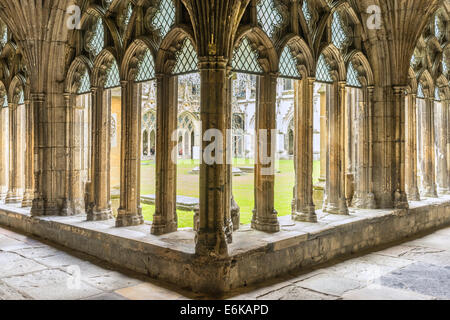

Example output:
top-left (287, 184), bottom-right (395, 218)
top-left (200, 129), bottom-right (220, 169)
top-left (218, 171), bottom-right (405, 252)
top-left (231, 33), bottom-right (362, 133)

top-left (0, 0), bottom-right (449, 294)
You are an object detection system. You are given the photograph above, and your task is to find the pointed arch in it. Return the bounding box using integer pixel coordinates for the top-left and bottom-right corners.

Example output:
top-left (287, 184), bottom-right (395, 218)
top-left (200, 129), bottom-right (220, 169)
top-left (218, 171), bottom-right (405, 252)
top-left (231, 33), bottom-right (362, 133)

top-left (278, 34), bottom-right (314, 78)
top-left (121, 37), bottom-right (157, 82)
top-left (92, 48), bottom-right (121, 88)
top-left (66, 55), bottom-right (93, 94)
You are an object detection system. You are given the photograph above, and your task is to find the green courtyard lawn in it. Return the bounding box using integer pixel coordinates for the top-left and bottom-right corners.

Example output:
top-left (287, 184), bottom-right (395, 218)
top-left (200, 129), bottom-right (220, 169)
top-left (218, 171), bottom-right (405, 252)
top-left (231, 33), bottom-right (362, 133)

top-left (140, 158), bottom-right (320, 228)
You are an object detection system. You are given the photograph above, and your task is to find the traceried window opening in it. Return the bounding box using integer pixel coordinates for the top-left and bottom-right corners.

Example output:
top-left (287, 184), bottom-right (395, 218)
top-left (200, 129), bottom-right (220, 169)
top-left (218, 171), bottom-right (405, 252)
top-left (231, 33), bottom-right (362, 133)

top-left (435, 15), bottom-right (442, 38)
top-left (257, 0), bottom-right (283, 39)
top-left (316, 54), bottom-right (333, 83)
top-left (172, 38), bottom-right (198, 75)
top-left (279, 46), bottom-right (301, 79)
top-left (87, 18), bottom-right (104, 57)
top-left (302, 0), bottom-right (312, 24)
top-left (346, 62), bottom-right (362, 88)
top-left (2, 95), bottom-right (7, 107)
top-left (417, 83), bottom-right (425, 99)
top-left (78, 70), bottom-right (91, 95)
top-left (18, 89), bottom-right (24, 105)
top-left (331, 11), bottom-right (349, 50)
top-left (123, 3), bottom-right (133, 28)
top-left (443, 59), bottom-right (448, 75)
top-left (136, 49), bottom-right (156, 83)
top-left (152, 0), bottom-right (176, 40)
top-left (105, 60), bottom-right (120, 89)
top-left (435, 87), bottom-right (441, 101)
top-left (232, 37), bottom-right (263, 74)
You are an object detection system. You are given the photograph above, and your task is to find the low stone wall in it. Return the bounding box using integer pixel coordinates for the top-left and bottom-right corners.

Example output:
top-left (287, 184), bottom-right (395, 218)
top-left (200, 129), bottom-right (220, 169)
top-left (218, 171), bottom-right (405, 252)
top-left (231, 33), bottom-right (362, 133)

top-left (0, 197), bottom-right (449, 295)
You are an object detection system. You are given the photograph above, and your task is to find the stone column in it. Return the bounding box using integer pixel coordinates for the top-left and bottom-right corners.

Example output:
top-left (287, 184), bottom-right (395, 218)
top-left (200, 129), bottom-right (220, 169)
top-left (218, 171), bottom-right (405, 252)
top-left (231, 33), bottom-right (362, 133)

top-left (87, 87), bottom-right (113, 221)
top-left (151, 74), bottom-right (178, 235)
top-left (5, 102), bottom-right (23, 203)
top-left (435, 97), bottom-right (449, 194)
top-left (292, 77), bottom-right (316, 222)
top-left (405, 93), bottom-right (420, 200)
top-left (392, 86), bottom-right (409, 207)
top-left (323, 82), bottom-right (348, 215)
top-left (196, 57), bottom-right (231, 256)
top-left (318, 85), bottom-right (327, 188)
top-left (353, 86), bottom-right (377, 208)
top-left (252, 73), bottom-right (280, 232)
top-left (21, 98), bottom-right (34, 207)
top-left (419, 95), bottom-right (438, 198)
top-left (0, 104), bottom-right (8, 202)
top-left (117, 81), bottom-right (144, 227)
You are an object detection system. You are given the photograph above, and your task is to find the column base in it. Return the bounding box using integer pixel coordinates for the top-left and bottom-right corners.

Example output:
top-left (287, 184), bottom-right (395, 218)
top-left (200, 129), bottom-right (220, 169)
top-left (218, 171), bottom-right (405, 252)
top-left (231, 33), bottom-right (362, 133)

top-left (30, 198), bottom-right (61, 216)
top-left (0, 191), bottom-right (7, 203)
top-left (437, 187), bottom-right (450, 195)
top-left (5, 191), bottom-right (23, 204)
top-left (407, 187), bottom-right (421, 201)
top-left (151, 219), bottom-right (177, 235)
top-left (420, 186), bottom-right (438, 198)
top-left (394, 190), bottom-right (409, 209)
top-left (251, 209), bottom-right (280, 232)
top-left (323, 199), bottom-right (349, 215)
top-left (21, 192), bottom-right (33, 208)
top-left (116, 209), bottom-right (144, 227)
top-left (195, 229), bottom-right (228, 258)
top-left (352, 192), bottom-right (377, 209)
top-left (87, 208), bottom-right (113, 221)
top-left (292, 209), bottom-right (317, 223)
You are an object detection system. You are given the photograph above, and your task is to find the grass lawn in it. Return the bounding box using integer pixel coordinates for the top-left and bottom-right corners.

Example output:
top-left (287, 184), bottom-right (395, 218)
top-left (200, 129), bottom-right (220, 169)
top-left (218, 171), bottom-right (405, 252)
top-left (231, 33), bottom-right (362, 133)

top-left (140, 158), bottom-right (320, 228)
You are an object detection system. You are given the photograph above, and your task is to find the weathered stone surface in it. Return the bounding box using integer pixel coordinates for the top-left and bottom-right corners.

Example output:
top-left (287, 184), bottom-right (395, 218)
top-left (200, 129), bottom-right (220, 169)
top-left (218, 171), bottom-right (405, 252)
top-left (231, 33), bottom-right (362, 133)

top-left (0, 252), bottom-right (46, 278)
top-left (296, 274), bottom-right (362, 296)
top-left (0, 281), bottom-right (29, 300)
top-left (256, 285), bottom-right (337, 300)
top-left (3, 269), bottom-right (103, 300)
top-left (342, 284), bottom-right (434, 300)
top-left (379, 262), bottom-right (450, 299)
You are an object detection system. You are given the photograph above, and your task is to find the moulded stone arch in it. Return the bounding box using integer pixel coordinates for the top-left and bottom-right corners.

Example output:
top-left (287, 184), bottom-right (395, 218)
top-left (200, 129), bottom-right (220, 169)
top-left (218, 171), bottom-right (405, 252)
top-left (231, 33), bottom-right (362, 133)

top-left (407, 67), bottom-right (418, 94)
top-left (417, 69), bottom-right (435, 98)
top-left (317, 44), bottom-right (346, 82)
top-left (345, 50), bottom-right (374, 87)
top-left (435, 74), bottom-right (449, 100)
top-left (8, 74), bottom-right (25, 104)
top-left (92, 48), bottom-right (121, 88)
top-left (0, 80), bottom-right (7, 106)
top-left (65, 55), bottom-right (93, 94)
top-left (155, 26), bottom-right (197, 75)
top-left (233, 26), bottom-right (279, 73)
top-left (278, 34), bottom-right (314, 78)
top-left (121, 37), bottom-right (157, 81)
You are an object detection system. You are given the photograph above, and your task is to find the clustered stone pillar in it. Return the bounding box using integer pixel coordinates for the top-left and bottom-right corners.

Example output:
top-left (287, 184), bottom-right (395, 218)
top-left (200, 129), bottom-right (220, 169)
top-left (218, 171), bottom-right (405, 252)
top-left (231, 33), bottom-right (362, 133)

top-left (21, 98), bottom-right (34, 207)
top-left (405, 92), bottom-right (420, 201)
top-left (152, 74), bottom-right (178, 235)
top-left (435, 95), bottom-right (449, 194)
top-left (6, 101), bottom-right (23, 204)
top-left (323, 82), bottom-right (348, 215)
top-left (419, 95), bottom-right (438, 198)
top-left (292, 77), bottom-right (316, 222)
top-left (0, 103), bottom-right (8, 202)
top-left (86, 87), bottom-right (113, 221)
top-left (392, 86), bottom-right (409, 208)
top-left (252, 73), bottom-right (279, 232)
top-left (195, 57), bottom-right (231, 256)
top-left (31, 93), bottom-right (45, 215)
top-left (353, 86), bottom-right (376, 208)
top-left (117, 81), bottom-right (144, 227)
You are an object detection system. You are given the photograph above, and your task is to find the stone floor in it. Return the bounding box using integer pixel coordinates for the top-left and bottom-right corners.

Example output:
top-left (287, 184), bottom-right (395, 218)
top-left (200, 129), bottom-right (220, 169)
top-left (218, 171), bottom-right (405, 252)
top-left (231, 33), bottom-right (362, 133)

top-left (0, 225), bottom-right (449, 300)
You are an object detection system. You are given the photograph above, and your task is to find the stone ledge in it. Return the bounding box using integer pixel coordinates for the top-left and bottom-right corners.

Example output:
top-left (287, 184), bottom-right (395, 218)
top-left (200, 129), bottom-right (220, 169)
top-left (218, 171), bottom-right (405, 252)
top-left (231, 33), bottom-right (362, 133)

top-left (0, 196), bottom-right (449, 295)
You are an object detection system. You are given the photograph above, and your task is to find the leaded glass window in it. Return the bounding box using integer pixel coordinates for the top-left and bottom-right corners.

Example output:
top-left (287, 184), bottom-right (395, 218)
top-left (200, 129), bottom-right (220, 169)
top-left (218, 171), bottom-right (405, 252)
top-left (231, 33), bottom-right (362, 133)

top-left (78, 70), bottom-right (91, 94)
top-left (443, 59), bottom-right (448, 75)
top-left (232, 37), bottom-right (263, 74)
top-left (123, 3), bottom-right (133, 28)
top-left (87, 18), bottom-right (104, 57)
top-left (279, 46), bottom-right (301, 79)
top-left (331, 12), bottom-right (349, 50)
top-left (2, 96), bottom-right (7, 107)
top-left (435, 15), bottom-right (442, 38)
top-left (152, 0), bottom-right (175, 40)
top-left (417, 83), bottom-right (425, 99)
top-left (435, 87), bottom-right (441, 101)
top-left (257, 0), bottom-right (283, 39)
top-left (302, 0), bottom-right (312, 24)
top-left (346, 62), bottom-right (362, 88)
top-left (136, 49), bottom-right (155, 82)
top-left (172, 38), bottom-right (198, 75)
top-left (105, 60), bottom-right (120, 89)
top-left (316, 54), bottom-right (333, 83)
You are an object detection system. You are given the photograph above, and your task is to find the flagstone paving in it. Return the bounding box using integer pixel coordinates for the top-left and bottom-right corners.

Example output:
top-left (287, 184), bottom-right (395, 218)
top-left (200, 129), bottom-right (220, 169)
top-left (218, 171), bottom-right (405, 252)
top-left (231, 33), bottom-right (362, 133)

top-left (0, 225), bottom-right (449, 300)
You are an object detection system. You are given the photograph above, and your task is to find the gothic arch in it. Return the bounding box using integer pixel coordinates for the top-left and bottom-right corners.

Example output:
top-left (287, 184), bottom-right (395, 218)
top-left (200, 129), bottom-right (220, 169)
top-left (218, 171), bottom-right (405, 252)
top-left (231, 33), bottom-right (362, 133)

top-left (155, 26), bottom-right (197, 75)
top-left (65, 55), bottom-right (93, 94)
top-left (345, 50), bottom-right (374, 87)
top-left (417, 69), bottom-right (435, 98)
top-left (121, 37), bottom-right (157, 81)
top-left (234, 26), bottom-right (279, 73)
top-left (8, 74), bottom-right (25, 104)
top-left (407, 67), bottom-right (418, 94)
top-left (317, 44), bottom-right (346, 82)
top-left (92, 48), bottom-right (121, 88)
top-left (278, 35), bottom-right (314, 78)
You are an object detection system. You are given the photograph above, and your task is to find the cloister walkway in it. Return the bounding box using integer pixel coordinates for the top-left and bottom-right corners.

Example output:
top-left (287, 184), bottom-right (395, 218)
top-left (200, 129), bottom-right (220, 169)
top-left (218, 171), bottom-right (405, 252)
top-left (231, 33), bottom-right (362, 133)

top-left (1, 225), bottom-right (449, 300)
